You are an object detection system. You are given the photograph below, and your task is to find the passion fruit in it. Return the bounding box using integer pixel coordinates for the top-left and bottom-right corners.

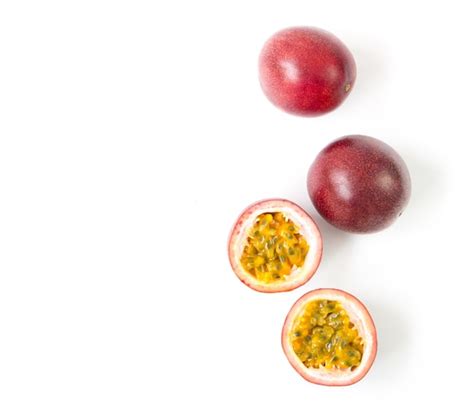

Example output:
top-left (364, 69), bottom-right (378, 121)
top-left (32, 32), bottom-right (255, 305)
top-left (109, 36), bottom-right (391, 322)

top-left (307, 135), bottom-right (411, 233)
top-left (258, 26), bottom-right (356, 116)
top-left (228, 199), bottom-right (322, 293)
top-left (282, 288), bottom-right (377, 386)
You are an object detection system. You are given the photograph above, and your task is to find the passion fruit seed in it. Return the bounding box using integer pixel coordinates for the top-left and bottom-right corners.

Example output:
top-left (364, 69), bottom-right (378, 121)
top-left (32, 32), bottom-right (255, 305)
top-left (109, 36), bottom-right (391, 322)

top-left (240, 212), bottom-right (309, 283)
top-left (290, 299), bottom-right (363, 370)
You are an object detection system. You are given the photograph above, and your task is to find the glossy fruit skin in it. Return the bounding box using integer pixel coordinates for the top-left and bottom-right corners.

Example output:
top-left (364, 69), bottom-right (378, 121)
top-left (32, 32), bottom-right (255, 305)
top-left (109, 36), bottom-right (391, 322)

top-left (307, 135), bottom-right (411, 233)
top-left (259, 27), bottom-right (356, 116)
top-left (228, 199), bottom-right (322, 293)
top-left (282, 288), bottom-right (377, 386)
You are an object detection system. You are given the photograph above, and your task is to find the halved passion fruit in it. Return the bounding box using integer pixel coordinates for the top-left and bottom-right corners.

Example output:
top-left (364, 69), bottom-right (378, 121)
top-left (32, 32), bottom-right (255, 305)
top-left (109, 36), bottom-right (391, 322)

top-left (282, 288), bottom-right (377, 386)
top-left (228, 199), bottom-right (322, 293)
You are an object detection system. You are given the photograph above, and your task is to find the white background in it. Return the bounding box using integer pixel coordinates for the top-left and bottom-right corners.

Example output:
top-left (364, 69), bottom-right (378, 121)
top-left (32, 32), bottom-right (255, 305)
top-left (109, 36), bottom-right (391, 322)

top-left (0, 0), bottom-right (472, 409)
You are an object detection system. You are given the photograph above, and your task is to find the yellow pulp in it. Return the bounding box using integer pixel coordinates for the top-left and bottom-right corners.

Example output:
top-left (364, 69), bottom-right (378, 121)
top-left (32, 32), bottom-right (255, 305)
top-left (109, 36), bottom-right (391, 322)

top-left (290, 300), bottom-right (364, 370)
top-left (240, 212), bottom-right (309, 283)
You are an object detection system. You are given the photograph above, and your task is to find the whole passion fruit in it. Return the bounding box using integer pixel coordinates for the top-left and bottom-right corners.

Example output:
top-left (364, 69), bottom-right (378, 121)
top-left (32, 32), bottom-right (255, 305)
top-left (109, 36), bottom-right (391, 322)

top-left (228, 199), bottom-right (322, 293)
top-left (258, 27), bottom-right (356, 116)
top-left (282, 288), bottom-right (377, 386)
top-left (307, 135), bottom-right (411, 233)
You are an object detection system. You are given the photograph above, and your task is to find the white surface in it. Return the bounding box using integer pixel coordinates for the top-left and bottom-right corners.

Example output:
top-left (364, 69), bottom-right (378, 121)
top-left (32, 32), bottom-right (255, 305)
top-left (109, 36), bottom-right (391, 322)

top-left (0, 1), bottom-right (472, 409)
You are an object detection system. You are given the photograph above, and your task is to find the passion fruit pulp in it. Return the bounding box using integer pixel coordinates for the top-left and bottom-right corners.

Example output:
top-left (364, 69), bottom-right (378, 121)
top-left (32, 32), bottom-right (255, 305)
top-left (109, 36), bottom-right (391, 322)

top-left (282, 289), bottom-right (377, 386)
top-left (307, 135), bottom-right (411, 233)
top-left (228, 199), bottom-right (322, 293)
top-left (258, 26), bottom-right (356, 116)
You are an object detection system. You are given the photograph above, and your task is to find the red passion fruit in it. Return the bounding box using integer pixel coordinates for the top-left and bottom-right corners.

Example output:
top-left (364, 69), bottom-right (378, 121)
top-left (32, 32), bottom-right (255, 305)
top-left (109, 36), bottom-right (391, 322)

top-left (258, 26), bottom-right (356, 116)
top-left (228, 199), bottom-right (322, 293)
top-left (282, 288), bottom-right (377, 386)
top-left (307, 135), bottom-right (411, 233)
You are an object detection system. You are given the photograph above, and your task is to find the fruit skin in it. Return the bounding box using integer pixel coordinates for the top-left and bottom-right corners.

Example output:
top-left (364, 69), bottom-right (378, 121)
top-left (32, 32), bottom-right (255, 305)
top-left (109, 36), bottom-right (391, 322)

top-left (282, 288), bottom-right (377, 386)
top-left (228, 199), bottom-right (323, 293)
top-left (307, 135), bottom-right (411, 233)
top-left (258, 27), bottom-right (356, 116)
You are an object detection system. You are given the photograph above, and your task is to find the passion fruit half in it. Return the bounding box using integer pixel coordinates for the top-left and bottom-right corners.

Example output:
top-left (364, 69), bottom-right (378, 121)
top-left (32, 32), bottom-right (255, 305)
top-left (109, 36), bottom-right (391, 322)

top-left (228, 199), bottom-right (322, 293)
top-left (282, 288), bottom-right (377, 386)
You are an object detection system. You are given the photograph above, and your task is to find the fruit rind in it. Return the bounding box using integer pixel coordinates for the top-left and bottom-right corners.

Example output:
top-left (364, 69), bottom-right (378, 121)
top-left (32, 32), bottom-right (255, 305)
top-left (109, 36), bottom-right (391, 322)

top-left (307, 135), bottom-right (411, 233)
top-left (258, 26), bottom-right (357, 116)
top-left (282, 288), bottom-right (377, 386)
top-left (228, 199), bottom-right (322, 293)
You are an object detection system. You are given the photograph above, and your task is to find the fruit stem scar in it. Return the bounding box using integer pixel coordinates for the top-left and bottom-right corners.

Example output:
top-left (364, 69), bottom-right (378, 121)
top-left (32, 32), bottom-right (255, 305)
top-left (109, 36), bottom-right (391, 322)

top-left (344, 83), bottom-right (351, 93)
